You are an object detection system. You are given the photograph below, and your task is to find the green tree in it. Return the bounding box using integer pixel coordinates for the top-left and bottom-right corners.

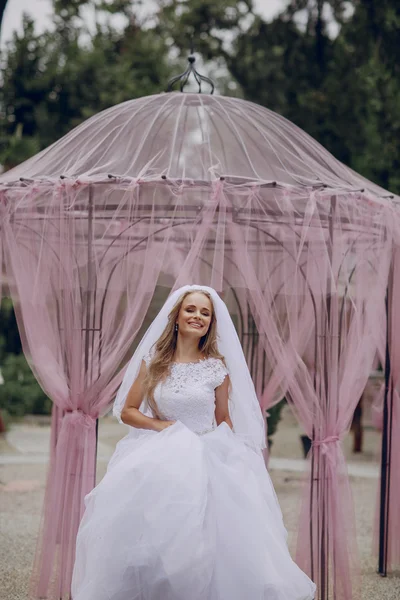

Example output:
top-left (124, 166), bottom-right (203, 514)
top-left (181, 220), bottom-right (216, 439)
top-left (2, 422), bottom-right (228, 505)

top-left (0, 16), bottom-right (49, 168)
top-left (0, 5), bottom-right (173, 166)
top-left (0, 298), bottom-right (45, 424)
top-left (157, 0), bottom-right (400, 194)
top-left (0, 353), bottom-right (51, 417)
top-left (331, 1), bottom-right (400, 191)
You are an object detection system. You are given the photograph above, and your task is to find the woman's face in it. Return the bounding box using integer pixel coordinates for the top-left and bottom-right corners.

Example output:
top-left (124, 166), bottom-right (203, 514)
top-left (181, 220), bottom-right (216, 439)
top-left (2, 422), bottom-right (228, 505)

top-left (176, 292), bottom-right (213, 340)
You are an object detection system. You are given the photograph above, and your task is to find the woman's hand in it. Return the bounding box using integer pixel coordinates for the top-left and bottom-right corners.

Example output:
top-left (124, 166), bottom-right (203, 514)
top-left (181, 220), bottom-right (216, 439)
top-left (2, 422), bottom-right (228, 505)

top-left (154, 419), bottom-right (176, 432)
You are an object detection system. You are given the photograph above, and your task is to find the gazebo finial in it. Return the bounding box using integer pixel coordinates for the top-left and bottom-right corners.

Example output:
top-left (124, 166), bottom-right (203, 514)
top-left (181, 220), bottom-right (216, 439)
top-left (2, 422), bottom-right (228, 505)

top-left (166, 39), bottom-right (215, 94)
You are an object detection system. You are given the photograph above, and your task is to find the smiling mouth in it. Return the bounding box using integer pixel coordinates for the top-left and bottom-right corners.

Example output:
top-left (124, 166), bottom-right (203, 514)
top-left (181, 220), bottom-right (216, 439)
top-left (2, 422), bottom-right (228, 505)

top-left (188, 322), bottom-right (203, 329)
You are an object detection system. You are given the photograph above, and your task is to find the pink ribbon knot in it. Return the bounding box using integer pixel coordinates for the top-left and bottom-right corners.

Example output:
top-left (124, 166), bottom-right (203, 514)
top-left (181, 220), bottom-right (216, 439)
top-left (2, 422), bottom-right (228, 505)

top-left (312, 435), bottom-right (339, 449)
top-left (312, 436), bottom-right (340, 468)
top-left (64, 409), bottom-right (96, 429)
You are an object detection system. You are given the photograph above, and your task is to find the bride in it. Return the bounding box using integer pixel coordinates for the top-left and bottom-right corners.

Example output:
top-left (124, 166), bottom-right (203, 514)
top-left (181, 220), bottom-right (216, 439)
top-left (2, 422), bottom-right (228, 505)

top-left (71, 285), bottom-right (316, 600)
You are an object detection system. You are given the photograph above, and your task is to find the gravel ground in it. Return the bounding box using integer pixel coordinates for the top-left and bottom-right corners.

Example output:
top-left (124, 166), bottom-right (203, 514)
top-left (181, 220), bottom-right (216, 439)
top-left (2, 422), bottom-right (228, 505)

top-left (1, 413), bottom-right (399, 600)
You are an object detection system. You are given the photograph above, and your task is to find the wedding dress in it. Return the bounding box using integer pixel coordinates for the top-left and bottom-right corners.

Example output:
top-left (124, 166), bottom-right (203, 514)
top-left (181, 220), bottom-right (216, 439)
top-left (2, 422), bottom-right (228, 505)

top-left (71, 354), bottom-right (316, 600)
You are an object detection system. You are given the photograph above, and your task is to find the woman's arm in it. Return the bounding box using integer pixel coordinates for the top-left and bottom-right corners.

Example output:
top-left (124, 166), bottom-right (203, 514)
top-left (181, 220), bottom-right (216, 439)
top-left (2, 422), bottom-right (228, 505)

top-left (215, 375), bottom-right (233, 429)
top-left (120, 360), bottom-right (175, 432)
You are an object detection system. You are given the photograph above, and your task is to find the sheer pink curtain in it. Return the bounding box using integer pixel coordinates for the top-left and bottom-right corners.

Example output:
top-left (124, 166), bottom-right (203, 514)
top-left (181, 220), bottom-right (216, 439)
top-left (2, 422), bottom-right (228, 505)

top-left (170, 183), bottom-right (391, 599)
top-left (165, 181), bottom-right (391, 598)
top-left (2, 181), bottom-right (170, 599)
top-left (223, 188), bottom-right (391, 600)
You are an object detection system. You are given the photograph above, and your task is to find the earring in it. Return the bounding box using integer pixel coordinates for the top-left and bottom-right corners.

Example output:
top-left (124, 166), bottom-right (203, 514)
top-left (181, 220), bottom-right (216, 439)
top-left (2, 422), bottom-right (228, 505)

top-left (175, 324), bottom-right (178, 332)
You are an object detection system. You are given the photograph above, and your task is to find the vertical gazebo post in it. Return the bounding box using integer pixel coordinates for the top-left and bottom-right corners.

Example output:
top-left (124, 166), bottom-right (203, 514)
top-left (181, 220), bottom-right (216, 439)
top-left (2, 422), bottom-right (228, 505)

top-left (378, 274), bottom-right (393, 576)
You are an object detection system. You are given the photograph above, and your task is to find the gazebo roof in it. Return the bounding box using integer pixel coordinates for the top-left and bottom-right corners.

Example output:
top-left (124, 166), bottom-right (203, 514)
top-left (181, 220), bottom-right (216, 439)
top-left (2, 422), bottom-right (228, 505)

top-left (0, 93), bottom-right (394, 199)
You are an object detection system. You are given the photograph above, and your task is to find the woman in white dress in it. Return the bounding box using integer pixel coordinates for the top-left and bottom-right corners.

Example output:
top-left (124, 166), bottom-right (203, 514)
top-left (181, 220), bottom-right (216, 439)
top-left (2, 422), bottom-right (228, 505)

top-left (71, 285), bottom-right (316, 600)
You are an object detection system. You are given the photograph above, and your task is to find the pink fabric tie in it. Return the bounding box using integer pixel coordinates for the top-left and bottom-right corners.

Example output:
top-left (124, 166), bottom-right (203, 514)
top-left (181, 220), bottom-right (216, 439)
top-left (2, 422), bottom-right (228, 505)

top-left (63, 409), bottom-right (96, 429)
top-left (312, 435), bottom-right (339, 448)
top-left (312, 436), bottom-right (340, 468)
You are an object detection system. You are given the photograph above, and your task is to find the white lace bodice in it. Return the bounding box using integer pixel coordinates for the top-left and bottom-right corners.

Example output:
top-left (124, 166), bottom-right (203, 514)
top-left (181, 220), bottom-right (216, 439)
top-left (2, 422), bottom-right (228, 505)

top-left (144, 355), bottom-right (228, 435)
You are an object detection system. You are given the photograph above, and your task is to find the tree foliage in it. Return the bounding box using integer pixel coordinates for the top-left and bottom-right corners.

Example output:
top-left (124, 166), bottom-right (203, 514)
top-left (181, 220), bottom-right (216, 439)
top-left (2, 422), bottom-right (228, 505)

top-left (156, 0), bottom-right (400, 193)
top-left (1, 1), bottom-right (399, 189)
top-left (0, 5), bottom-right (173, 168)
top-left (0, 298), bottom-right (49, 421)
top-left (0, 353), bottom-right (51, 417)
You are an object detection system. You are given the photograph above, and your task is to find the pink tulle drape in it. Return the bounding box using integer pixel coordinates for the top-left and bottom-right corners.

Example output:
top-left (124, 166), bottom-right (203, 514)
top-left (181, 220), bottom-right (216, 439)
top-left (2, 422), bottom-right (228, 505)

top-left (2, 181), bottom-right (170, 598)
top-left (0, 92), bottom-right (398, 600)
top-left (1, 178), bottom-right (394, 600)
top-left (223, 190), bottom-right (391, 600)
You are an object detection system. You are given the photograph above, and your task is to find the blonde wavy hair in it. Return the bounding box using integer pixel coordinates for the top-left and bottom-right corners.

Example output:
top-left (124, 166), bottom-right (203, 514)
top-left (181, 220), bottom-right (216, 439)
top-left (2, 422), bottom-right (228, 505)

top-left (143, 290), bottom-right (225, 417)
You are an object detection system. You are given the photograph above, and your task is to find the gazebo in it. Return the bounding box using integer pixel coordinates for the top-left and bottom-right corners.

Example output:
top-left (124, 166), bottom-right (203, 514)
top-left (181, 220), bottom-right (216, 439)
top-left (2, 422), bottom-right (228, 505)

top-left (0, 65), bottom-right (399, 600)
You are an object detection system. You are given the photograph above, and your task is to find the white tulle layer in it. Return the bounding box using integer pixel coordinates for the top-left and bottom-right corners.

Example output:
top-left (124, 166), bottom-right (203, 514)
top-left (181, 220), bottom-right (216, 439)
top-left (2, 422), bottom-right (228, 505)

top-left (71, 421), bottom-right (316, 600)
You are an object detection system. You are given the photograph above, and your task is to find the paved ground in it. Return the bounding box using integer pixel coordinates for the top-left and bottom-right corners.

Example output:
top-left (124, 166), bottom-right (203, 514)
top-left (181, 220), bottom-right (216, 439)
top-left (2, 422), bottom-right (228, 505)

top-left (1, 407), bottom-right (399, 599)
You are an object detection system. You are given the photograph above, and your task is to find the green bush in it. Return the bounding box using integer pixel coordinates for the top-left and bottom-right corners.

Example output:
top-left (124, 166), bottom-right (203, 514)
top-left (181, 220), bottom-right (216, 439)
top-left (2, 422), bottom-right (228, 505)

top-left (0, 353), bottom-right (51, 417)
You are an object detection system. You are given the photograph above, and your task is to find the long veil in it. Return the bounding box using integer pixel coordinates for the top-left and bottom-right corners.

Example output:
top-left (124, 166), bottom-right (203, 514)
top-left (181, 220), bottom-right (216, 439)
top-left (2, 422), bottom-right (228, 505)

top-left (113, 285), bottom-right (266, 451)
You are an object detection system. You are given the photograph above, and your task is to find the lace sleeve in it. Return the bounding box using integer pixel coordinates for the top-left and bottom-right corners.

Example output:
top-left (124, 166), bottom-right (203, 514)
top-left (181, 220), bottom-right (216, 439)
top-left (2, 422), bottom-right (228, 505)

top-left (209, 358), bottom-right (229, 388)
top-left (143, 346), bottom-right (155, 367)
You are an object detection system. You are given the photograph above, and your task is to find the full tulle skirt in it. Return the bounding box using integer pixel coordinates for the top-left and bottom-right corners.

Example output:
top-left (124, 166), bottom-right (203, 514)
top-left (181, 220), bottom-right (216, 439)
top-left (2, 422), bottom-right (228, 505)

top-left (71, 421), bottom-right (316, 600)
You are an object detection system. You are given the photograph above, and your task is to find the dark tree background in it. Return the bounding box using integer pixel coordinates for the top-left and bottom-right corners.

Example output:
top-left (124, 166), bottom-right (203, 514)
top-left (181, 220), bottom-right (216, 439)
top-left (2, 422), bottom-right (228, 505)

top-left (0, 0), bottom-right (398, 426)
